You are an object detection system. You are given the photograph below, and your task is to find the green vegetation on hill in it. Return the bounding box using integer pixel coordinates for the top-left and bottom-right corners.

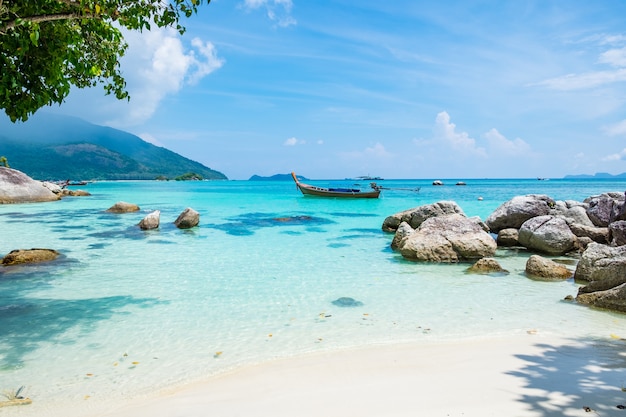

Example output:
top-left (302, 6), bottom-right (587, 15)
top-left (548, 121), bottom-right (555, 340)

top-left (0, 113), bottom-right (227, 181)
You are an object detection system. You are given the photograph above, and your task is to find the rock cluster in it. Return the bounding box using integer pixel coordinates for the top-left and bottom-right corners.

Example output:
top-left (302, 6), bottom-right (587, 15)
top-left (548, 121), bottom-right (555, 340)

top-left (384, 192), bottom-right (626, 313)
top-left (384, 202), bottom-right (496, 262)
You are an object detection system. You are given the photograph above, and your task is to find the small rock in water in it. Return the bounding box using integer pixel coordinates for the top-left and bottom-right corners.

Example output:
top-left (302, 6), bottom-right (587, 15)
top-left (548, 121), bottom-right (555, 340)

top-left (331, 297), bottom-right (363, 307)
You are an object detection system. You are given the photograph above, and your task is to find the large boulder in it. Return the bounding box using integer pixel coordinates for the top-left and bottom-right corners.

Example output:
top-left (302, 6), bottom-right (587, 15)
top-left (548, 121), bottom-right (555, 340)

top-left (584, 192), bottom-right (625, 227)
top-left (525, 255), bottom-right (572, 281)
top-left (0, 167), bottom-right (60, 203)
top-left (139, 210), bottom-right (161, 230)
top-left (517, 215), bottom-right (577, 255)
top-left (575, 243), bottom-right (626, 293)
top-left (382, 201), bottom-right (465, 232)
top-left (174, 207), bottom-right (200, 229)
top-left (397, 214), bottom-right (496, 262)
top-left (1, 248), bottom-right (60, 265)
top-left (554, 204), bottom-right (595, 227)
top-left (485, 194), bottom-right (555, 233)
top-left (106, 201), bottom-right (140, 213)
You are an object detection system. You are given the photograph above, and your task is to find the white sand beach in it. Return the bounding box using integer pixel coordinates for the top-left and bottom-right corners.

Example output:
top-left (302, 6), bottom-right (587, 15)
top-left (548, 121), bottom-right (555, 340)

top-left (88, 335), bottom-right (626, 417)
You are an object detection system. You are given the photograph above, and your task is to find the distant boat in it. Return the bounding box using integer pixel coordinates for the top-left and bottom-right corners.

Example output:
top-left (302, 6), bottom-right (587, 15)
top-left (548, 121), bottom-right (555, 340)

top-left (291, 172), bottom-right (381, 198)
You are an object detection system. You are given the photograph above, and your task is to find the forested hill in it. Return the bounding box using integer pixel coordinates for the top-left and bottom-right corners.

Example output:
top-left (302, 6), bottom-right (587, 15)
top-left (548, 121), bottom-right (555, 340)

top-left (0, 113), bottom-right (227, 181)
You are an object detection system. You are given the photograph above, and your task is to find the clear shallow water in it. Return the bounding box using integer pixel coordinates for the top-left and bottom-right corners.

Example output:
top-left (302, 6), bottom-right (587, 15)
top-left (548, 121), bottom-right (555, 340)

top-left (1, 178), bottom-right (625, 415)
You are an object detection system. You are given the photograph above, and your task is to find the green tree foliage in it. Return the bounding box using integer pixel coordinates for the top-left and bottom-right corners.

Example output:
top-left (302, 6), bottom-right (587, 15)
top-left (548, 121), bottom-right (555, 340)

top-left (0, 155), bottom-right (8, 167)
top-left (0, 0), bottom-right (209, 122)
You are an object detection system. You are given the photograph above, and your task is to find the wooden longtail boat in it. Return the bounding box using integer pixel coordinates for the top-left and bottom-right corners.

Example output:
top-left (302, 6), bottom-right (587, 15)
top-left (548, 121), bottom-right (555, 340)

top-left (291, 172), bottom-right (381, 198)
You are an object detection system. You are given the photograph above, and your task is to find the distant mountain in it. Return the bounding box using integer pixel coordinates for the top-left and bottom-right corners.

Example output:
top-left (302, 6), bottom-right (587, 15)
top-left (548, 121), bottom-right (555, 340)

top-left (564, 172), bottom-right (626, 179)
top-left (249, 173), bottom-right (307, 181)
top-left (0, 113), bottom-right (227, 181)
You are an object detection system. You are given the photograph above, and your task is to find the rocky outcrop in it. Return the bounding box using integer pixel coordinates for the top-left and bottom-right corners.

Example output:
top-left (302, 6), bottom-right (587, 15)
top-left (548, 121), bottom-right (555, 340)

top-left (395, 213), bottom-right (496, 262)
top-left (174, 207), bottom-right (200, 229)
top-left (485, 194), bottom-right (555, 233)
top-left (106, 201), bottom-right (140, 213)
top-left (517, 215), bottom-right (577, 255)
top-left (61, 189), bottom-right (91, 197)
top-left (139, 210), bottom-right (161, 230)
top-left (467, 257), bottom-right (508, 274)
top-left (0, 167), bottom-right (60, 203)
top-left (391, 221), bottom-right (414, 250)
top-left (1, 249), bottom-right (60, 265)
top-left (382, 201), bottom-right (464, 232)
top-left (575, 243), bottom-right (626, 314)
top-left (525, 255), bottom-right (572, 281)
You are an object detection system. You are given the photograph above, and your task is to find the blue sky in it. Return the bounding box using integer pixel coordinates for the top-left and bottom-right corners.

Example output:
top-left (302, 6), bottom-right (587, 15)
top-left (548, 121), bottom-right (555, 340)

top-left (42, 1), bottom-right (626, 179)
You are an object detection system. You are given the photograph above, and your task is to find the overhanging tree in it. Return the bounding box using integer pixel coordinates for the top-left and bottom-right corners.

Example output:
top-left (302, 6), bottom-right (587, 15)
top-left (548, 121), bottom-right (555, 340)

top-left (0, 0), bottom-right (209, 122)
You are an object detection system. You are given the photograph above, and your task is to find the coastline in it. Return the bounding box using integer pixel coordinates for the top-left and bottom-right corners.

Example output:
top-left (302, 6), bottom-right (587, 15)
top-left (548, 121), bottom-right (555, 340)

top-left (70, 334), bottom-right (626, 417)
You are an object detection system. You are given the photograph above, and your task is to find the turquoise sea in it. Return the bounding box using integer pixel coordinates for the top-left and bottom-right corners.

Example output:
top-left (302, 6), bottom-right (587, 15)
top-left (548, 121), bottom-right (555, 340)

top-left (1, 178), bottom-right (626, 416)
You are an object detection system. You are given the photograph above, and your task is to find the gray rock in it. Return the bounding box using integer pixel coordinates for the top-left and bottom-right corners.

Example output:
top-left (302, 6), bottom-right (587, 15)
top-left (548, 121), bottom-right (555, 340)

top-left (525, 255), bottom-right (572, 281)
top-left (576, 282), bottom-right (626, 313)
top-left (382, 201), bottom-right (465, 232)
top-left (139, 210), bottom-right (161, 230)
top-left (568, 223), bottom-right (609, 244)
top-left (398, 214), bottom-right (496, 262)
top-left (518, 215), bottom-right (577, 255)
top-left (466, 257), bottom-right (508, 274)
top-left (575, 243), bottom-right (626, 293)
top-left (174, 207), bottom-right (200, 229)
top-left (485, 194), bottom-right (555, 233)
top-left (555, 205), bottom-right (595, 227)
top-left (609, 220), bottom-right (626, 246)
top-left (585, 193), bottom-right (624, 227)
top-left (496, 228), bottom-right (519, 247)
top-left (106, 201), bottom-right (140, 213)
top-left (0, 167), bottom-right (60, 204)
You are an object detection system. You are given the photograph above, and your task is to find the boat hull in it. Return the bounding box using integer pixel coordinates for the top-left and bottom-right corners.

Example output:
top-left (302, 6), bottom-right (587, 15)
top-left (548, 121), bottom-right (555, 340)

top-left (291, 172), bottom-right (381, 198)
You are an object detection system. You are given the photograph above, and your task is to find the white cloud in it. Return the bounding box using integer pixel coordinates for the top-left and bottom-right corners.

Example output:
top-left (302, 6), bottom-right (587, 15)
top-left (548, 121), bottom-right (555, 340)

top-left (114, 28), bottom-right (224, 125)
top-left (433, 111), bottom-right (487, 157)
top-left (483, 128), bottom-right (531, 155)
top-left (241, 0), bottom-right (296, 27)
top-left (364, 143), bottom-right (392, 158)
top-left (537, 69), bottom-right (626, 90)
top-left (603, 119), bottom-right (626, 136)
top-left (599, 47), bottom-right (626, 67)
top-left (284, 137), bottom-right (305, 146)
top-left (317, 140), bottom-right (324, 145)
top-left (602, 148), bottom-right (626, 161)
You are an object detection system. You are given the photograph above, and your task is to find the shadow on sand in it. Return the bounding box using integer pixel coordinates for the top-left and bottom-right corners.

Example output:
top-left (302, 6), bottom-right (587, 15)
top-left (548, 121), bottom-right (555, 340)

top-left (508, 337), bottom-right (626, 416)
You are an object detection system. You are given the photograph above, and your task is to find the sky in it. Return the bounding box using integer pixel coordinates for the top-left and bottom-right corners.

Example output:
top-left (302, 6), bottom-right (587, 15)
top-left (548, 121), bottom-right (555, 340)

top-left (29, 0), bottom-right (626, 179)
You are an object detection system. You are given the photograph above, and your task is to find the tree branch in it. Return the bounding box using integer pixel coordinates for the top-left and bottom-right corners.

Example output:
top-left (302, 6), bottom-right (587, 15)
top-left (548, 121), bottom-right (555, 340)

top-left (1, 12), bottom-right (95, 33)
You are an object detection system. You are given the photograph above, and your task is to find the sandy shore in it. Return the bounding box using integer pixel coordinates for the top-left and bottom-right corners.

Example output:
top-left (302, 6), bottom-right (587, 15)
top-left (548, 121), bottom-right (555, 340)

top-left (81, 335), bottom-right (626, 417)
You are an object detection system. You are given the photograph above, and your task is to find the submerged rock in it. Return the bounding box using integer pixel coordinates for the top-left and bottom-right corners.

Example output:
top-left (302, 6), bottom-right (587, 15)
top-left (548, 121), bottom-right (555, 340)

top-left (331, 297), bottom-right (363, 307)
top-left (1, 248), bottom-right (60, 265)
top-left (106, 201), bottom-right (140, 213)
